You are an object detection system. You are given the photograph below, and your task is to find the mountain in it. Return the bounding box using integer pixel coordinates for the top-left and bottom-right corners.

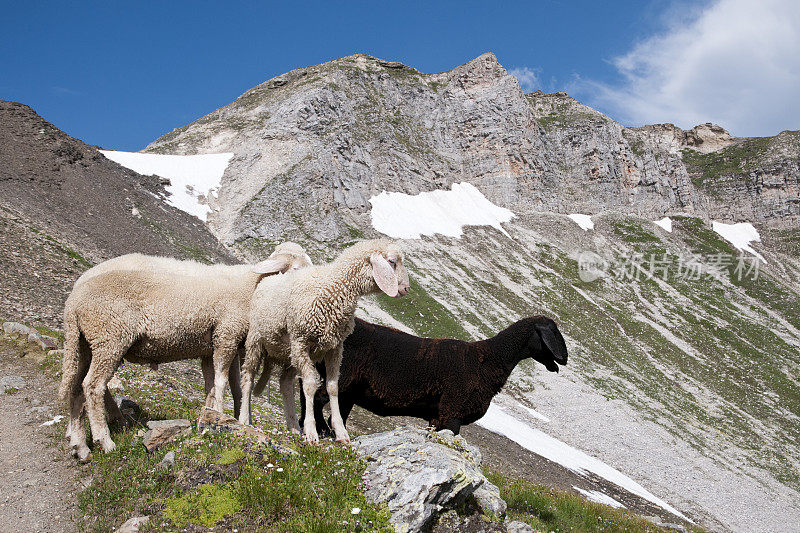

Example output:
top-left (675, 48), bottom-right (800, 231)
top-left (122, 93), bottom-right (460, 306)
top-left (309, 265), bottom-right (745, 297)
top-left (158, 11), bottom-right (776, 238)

top-left (0, 101), bottom-right (236, 326)
top-left (9, 51), bottom-right (800, 531)
top-left (134, 53), bottom-right (800, 531)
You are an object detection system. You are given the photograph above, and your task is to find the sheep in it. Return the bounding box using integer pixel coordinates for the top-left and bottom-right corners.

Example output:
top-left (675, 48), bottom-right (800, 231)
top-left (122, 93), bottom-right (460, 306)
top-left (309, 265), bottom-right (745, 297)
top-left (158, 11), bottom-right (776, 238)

top-left (70, 246), bottom-right (311, 410)
top-left (240, 239), bottom-right (410, 445)
top-left (299, 316), bottom-right (568, 436)
top-left (59, 243), bottom-right (312, 461)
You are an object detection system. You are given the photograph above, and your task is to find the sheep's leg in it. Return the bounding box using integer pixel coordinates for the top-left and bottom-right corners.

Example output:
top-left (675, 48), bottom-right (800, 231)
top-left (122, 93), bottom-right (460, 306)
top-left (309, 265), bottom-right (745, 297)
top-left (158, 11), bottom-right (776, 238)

top-left (212, 336), bottom-right (238, 414)
top-left (202, 356), bottom-right (215, 408)
top-left (83, 346), bottom-right (125, 453)
top-left (443, 417), bottom-right (463, 435)
top-left (67, 391), bottom-right (91, 462)
top-left (292, 342), bottom-right (321, 445)
top-left (279, 366), bottom-right (300, 434)
top-left (324, 347), bottom-right (350, 443)
top-left (239, 333), bottom-right (264, 425)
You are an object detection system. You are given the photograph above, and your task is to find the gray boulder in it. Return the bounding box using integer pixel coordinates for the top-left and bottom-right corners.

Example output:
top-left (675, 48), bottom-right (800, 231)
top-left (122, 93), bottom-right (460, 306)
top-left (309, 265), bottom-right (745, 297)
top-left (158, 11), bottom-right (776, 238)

top-left (354, 426), bottom-right (502, 532)
top-left (3, 321), bottom-right (31, 337)
top-left (27, 330), bottom-right (59, 350)
top-left (504, 521), bottom-right (534, 533)
top-left (118, 516), bottom-right (149, 533)
top-left (142, 419), bottom-right (192, 452)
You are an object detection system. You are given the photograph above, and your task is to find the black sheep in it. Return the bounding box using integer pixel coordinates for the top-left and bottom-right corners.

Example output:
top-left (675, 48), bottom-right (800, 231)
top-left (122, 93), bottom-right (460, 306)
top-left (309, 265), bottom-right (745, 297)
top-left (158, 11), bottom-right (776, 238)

top-left (298, 316), bottom-right (567, 435)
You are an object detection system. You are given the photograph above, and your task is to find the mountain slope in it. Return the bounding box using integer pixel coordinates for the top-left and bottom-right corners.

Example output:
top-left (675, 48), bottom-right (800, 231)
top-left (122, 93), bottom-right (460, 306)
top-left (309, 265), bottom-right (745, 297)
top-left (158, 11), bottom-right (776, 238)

top-left (124, 53), bottom-right (800, 531)
top-left (0, 101), bottom-right (236, 326)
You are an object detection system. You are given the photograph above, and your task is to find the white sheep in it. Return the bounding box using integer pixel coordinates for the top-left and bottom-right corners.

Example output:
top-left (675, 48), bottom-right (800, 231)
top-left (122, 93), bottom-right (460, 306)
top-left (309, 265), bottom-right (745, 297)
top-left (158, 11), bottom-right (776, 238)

top-left (240, 239), bottom-right (410, 445)
top-left (59, 243), bottom-right (312, 461)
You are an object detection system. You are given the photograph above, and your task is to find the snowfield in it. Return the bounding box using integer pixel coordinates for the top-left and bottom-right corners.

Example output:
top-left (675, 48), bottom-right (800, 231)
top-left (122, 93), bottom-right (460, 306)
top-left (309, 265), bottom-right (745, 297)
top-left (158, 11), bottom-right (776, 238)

top-left (567, 214), bottom-right (594, 231)
top-left (369, 182), bottom-right (514, 239)
top-left (477, 401), bottom-right (690, 521)
top-left (712, 221), bottom-right (767, 263)
top-left (653, 217), bottom-right (673, 232)
top-left (99, 150), bottom-right (234, 221)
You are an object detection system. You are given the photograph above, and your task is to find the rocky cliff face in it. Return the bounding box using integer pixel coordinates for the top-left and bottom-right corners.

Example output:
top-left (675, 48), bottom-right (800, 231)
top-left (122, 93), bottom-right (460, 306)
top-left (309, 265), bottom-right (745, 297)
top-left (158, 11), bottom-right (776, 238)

top-left (141, 54), bottom-right (800, 531)
top-left (145, 53), bottom-right (798, 258)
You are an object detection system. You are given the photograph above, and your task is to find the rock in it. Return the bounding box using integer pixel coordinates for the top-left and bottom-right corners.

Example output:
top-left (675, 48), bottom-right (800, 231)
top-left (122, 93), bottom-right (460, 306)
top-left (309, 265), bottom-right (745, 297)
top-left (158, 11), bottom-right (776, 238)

top-left (505, 520), bottom-right (534, 533)
top-left (3, 322), bottom-right (31, 337)
top-left (118, 516), bottom-right (149, 533)
top-left (118, 397), bottom-right (142, 418)
top-left (141, 419), bottom-right (191, 452)
top-left (354, 427), bottom-right (496, 532)
top-left (158, 450), bottom-right (175, 469)
top-left (27, 330), bottom-right (59, 350)
top-left (0, 375), bottom-right (26, 393)
top-left (197, 407), bottom-right (298, 456)
top-left (473, 479), bottom-right (506, 519)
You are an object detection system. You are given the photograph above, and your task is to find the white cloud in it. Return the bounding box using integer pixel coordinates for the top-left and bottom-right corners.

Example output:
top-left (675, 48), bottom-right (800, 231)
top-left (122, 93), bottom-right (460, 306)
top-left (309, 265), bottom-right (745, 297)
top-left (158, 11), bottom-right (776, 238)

top-left (509, 66), bottom-right (541, 93)
top-left (581, 0), bottom-right (800, 136)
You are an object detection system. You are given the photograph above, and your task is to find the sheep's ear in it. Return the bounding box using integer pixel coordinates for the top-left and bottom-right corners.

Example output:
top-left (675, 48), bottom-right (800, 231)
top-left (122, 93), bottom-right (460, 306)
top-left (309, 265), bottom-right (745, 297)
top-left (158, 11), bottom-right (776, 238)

top-left (370, 253), bottom-right (398, 297)
top-left (252, 256), bottom-right (292, 275)
top-left (535, 320), bottom-right (568, 365)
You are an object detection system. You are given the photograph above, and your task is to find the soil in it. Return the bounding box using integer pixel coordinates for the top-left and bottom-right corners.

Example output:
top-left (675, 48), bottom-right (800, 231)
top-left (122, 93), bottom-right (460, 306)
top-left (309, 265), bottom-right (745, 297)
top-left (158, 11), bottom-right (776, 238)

top-left (0, 338), bottom-right (84, 532)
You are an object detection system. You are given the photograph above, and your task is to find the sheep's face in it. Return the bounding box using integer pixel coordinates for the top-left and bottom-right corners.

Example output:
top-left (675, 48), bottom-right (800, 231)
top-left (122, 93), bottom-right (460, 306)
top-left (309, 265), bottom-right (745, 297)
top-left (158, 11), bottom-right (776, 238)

top-left (526, 317), bottom-right (568, 372)
top-left (370, 244), bottom-right (410, 298)
top-left (252, 242), bottom-right (313, 275)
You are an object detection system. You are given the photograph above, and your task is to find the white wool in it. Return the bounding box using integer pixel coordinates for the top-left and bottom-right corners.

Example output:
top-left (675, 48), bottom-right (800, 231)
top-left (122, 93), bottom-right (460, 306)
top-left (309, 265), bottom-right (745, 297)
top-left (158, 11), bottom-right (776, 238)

top-left (369, 182), bottom-right (514, 239)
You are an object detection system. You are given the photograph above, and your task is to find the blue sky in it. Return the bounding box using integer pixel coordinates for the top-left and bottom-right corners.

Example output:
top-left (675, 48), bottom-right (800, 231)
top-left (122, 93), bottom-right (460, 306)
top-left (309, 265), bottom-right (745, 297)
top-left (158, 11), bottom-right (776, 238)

top-left (2, 1), bottom-right (798, 150)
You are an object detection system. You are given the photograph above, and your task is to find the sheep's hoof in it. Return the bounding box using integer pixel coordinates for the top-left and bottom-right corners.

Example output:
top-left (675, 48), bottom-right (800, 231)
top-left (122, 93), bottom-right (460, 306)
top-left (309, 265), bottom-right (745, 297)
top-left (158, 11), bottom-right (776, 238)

top-left (304, 431), bottom-right (320, 445)
top-left (73, 446), bottom-right (92, 463)
top-left (96, 439), bottom-right (116, 454)
top-left (335, 436), bottom-right (351, 444)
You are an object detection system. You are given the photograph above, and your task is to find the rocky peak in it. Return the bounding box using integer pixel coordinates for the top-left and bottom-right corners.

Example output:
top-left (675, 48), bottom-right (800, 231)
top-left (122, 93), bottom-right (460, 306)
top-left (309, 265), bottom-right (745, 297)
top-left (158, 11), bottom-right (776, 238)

top-left (683, 123), bottom-right (734, 153)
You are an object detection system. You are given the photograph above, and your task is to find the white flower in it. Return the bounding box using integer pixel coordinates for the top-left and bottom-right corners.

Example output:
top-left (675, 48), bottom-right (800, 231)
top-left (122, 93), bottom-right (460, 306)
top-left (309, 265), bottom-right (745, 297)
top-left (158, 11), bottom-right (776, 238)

top-left (276, 467), bottom-right (284, 472)
top-left (266, 463), bottom-right (274, 468)
top-left (351, 507), bottom-right (361, 515)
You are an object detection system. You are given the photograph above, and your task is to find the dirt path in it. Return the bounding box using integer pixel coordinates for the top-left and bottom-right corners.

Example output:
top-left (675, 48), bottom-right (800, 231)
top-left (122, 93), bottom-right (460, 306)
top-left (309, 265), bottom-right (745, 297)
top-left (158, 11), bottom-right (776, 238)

top-left (0, 339), bottom-right (82, 532)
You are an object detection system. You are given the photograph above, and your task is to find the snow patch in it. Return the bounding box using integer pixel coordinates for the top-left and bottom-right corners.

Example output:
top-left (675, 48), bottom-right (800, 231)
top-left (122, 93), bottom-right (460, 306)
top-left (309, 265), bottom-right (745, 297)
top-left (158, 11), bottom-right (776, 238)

top-left (711, 221), bottom-right (767, 263)
top-left (369, 182), bottom-right (514, 239)
top-left (520, 404), bottom-right (551, 423)
top-left (653, 217), bottom-right (672, 232)
top-left (99, 150), bottom-right (234, 221)
top-left (568, 214), bottom-right (594, 231)
top-left (40, 415), bottom-right (64, 427)
top-left (573, 487), bottom-right (626, 508)
top-left (477, 402), bottom-right (690, 521)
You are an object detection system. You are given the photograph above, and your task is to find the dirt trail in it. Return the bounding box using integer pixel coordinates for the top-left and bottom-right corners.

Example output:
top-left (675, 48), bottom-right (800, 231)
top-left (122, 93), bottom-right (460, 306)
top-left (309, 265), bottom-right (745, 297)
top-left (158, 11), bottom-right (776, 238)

top-left (0, 339), bottom-right (82, 532)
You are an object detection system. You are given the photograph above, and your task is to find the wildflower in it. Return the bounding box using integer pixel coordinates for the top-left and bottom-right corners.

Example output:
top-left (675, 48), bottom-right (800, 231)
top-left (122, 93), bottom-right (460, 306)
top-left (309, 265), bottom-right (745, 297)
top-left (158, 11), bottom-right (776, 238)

top-left (351, 507), bottom-right (361, 515)
top-left (276, 467), bottom-right (284, 472)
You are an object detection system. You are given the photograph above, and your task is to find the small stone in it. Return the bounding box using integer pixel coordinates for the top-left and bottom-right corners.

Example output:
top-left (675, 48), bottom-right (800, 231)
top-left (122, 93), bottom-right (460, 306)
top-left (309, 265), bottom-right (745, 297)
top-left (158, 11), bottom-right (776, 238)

top-left (3, 322), bottom-right (31, 337)
top-left (107, 375), bottom-right (124, 393)
top-left (473, 479), bottom-right (507, 519)
top-left (0, 375), bottom-right (25, 394)
top-left (158, 451), bottom-right (175, 469)
top-left (505, 520), bottom-right (534, 533)
top-left (142, 420), bottom-right (191, 452)
top-left (118, 516), bottom-right (149, 533)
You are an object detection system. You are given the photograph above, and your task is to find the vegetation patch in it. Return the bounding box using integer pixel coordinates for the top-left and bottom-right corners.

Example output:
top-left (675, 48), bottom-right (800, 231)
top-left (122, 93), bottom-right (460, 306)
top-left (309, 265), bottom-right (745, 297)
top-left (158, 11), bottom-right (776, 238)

top-left (681, 136), bottom-right (772, 186)
top-left (487, 471), bottom-right (694, 532)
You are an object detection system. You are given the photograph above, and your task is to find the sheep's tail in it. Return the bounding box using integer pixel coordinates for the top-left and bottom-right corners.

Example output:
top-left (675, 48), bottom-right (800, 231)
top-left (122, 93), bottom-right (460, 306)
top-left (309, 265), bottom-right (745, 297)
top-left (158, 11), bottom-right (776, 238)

top-left (58, 308), bottom-right (83, 406)
top-left (252, 356), bottom-right (270, 397)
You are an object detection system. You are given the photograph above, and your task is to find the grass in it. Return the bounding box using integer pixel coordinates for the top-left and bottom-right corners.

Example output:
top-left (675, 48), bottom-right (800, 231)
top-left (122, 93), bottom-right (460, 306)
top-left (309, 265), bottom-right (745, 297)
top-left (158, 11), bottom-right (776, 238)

top-left (78, 362), bottom-right (393, 532)
top-left (681, 136), bottom-right (772, 186)
top-left (487, 472), bottom-right (694, 532)
top-left (375, 277), bottom-right (471, 339)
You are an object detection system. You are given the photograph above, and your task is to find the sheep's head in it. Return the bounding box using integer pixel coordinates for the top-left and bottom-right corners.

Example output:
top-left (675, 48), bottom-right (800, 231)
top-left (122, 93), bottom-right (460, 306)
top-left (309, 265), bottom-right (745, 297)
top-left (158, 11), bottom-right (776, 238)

top-left (525, 317), bottom-right (568, 372)
top-left (369, 242), bottom-right (410, 298)
top-left (251, 242), bottom-right (313, 276)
